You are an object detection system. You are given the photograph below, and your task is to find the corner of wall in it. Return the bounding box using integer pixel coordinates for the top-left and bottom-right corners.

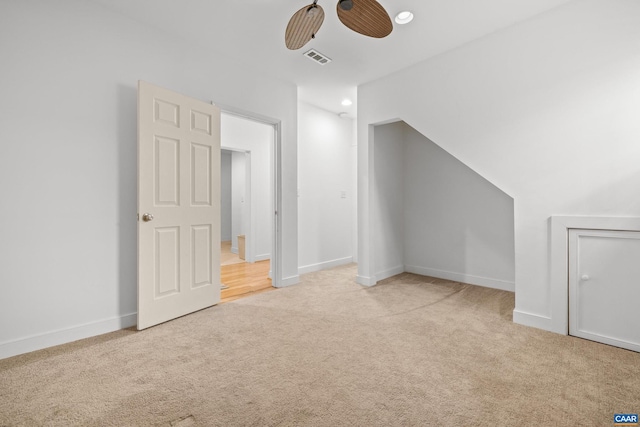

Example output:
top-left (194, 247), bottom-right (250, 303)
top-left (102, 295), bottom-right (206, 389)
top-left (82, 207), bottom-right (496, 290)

top-left (278, 275), bottom-right (300, 288)
top-left (298, 256), bottom-right (353, 276)
top-left (512, 309), bottom-right (554, 332)
top-left (356, 275), bottom-right (377, 287)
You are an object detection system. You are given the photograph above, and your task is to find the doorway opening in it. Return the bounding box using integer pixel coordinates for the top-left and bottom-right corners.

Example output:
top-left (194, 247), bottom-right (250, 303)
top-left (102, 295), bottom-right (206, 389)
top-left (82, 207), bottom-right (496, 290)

top-left (360, 120), bottom-right (515, 290)
top-left (219, 110), bottom-right (279, 302)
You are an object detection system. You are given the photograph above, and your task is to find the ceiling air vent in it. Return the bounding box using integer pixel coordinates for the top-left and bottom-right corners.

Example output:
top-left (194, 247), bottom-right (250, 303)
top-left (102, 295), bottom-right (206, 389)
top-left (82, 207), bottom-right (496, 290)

top-left (304, 49), bottom-right (332, 65)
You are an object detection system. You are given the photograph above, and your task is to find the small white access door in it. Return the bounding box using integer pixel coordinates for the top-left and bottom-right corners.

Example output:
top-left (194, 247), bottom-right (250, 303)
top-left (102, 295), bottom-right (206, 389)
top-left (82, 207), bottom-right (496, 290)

top-left (569, 229), bottom-right (640, 352)
top-left (138, 81), bottom-right (221, 330)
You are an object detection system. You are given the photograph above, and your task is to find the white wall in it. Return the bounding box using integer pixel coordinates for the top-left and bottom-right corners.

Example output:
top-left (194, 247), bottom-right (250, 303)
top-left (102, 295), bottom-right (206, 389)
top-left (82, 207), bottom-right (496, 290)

top-left (358, 0), bottom-right (640, 333)
top-left (297, 102), bottom-right (355, 274)
top-left (372, 122), bottom-right (405, 280)
top-left (0, 0), bottom-right (298, 359)
top-left (220, 150), bottom-right (232, 242)
top-left (403, 124), bottom-right (515, 291)
top-left (230, 151), bottom-right (247, 254)
top-left (222, 114), bottom-right (272, 262)
top-left (402, 123), bottom-right (515, 289)
top-left (371, 122), bottom-right (515, 288)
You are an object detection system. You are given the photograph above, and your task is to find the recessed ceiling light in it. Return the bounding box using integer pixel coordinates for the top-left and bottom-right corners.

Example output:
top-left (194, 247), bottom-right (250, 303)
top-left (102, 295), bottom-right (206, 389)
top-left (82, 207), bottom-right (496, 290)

top-left (395, 11), bottom-right (414, 25)
top-left (341, 99), bottom-right (353, 106)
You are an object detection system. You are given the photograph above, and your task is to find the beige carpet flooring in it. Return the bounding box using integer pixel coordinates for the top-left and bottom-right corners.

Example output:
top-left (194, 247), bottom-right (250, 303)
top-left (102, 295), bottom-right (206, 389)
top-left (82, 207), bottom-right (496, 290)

top-left (1, 264), bottom-right (639, 426)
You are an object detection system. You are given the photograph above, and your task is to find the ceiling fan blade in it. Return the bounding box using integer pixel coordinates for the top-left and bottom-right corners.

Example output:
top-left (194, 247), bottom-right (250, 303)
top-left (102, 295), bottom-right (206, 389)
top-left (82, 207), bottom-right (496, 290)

top-left (336, 0), bottom-right (392, 39)
top-left (285, 3), bottom-right (325, 50)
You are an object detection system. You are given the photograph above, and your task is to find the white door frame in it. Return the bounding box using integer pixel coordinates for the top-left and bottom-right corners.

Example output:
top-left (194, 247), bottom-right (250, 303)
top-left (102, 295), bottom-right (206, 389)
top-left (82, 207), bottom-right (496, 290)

top-left (216, 103), bottom-right (282, 286)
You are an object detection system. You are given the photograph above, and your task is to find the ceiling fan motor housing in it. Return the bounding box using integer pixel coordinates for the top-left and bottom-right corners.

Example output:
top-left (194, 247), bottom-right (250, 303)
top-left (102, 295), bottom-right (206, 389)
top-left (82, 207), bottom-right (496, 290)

top-left (339, 0), bottom-right (354, 11)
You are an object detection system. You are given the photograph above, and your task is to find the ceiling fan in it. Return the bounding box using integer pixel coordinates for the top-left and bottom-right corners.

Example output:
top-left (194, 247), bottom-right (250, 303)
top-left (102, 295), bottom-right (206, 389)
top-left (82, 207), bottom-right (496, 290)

top-left (285, 0), bottom-right (393, 50)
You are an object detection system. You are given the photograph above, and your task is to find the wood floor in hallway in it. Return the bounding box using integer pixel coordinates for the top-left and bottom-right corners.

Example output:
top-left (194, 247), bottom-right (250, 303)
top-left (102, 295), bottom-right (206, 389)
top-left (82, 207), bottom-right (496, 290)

top-left (220, 241), bottom-right (273, 303)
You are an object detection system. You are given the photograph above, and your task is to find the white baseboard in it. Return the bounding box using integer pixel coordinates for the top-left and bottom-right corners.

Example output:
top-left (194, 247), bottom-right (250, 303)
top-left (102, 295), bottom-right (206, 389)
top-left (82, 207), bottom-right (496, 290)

top-left (298, 256), bottom-right (353, 275)
top-left (512, 309), bottom-right (556, 333)
top-left (278, 275), bottom-right (300, 288)
top-left (375, 265), bottom-right (405, 282)
top-left (231, 247), bottom-right (238, 254)
top-left (0, 313), bottom-right (137, 360)
top-left (255, 253), bottom-right (270, 262)
top-left (404, 265), bottom-right (515, 292)
top-left (356, 275), bottom-right (376, 287)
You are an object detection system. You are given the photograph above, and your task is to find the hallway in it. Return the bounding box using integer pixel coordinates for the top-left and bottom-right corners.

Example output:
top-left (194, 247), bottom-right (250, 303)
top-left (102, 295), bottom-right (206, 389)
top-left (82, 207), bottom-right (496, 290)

top-left (220, 241), bottom-right (273, 303)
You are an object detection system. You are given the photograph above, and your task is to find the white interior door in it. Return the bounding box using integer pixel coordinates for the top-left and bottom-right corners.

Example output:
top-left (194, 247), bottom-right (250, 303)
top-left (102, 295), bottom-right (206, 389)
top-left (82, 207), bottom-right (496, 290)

top-left (138, 81), bottom-right (221, 330)
top-left (569, 229), bottom-right (640, 352)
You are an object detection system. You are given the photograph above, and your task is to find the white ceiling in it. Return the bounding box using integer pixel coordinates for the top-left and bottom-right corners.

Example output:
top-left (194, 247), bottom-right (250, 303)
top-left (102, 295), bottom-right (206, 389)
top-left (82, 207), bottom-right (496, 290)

top-left (90, 0), bottom-right (572, 117)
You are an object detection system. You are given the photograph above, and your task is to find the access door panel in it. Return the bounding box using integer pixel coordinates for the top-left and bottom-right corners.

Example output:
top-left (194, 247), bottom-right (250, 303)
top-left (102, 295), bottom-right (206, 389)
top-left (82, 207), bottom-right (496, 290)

top-left (569, 229), bottom-right (640, 352)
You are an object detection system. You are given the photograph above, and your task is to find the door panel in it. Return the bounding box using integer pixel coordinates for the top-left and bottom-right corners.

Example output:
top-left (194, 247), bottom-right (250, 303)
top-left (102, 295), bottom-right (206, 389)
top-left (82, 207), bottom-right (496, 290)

top-left (569, 229), bottom-right (640, 352)
top-left (191, 143), bottom-right (212, 205)
top-left (192, 224), bottom-right (213, 288)
top-left (155, 136), bottom-right (180, 206)
top-left (138, 81), bottom-right (221, 330)
top-left (155, 227), bottom-right (180, 297)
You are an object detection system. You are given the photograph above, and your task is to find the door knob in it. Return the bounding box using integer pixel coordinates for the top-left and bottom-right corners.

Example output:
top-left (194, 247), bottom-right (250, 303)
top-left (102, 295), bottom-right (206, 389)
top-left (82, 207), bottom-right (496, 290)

top-left (142, 213), bottom-right (154, 222)
top-left (581, 274), bottom-right (590, 281)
